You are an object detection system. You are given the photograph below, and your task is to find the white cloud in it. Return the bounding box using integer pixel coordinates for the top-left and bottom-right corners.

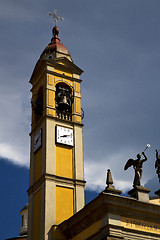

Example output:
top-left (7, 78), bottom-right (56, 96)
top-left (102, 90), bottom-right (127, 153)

top-left (114, 180), bottom-right (132, 192)
top-left (0, 143), bottom-right (29, 167)
top-left (0, 76), bottom-right (30, 167)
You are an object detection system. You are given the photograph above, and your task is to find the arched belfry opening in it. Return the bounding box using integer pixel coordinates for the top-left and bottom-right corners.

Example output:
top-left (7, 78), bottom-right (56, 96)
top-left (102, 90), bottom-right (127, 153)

top-left (31, 86), bottom-right (43, 118)
top-left (55, 82), bottom-right (73, 120)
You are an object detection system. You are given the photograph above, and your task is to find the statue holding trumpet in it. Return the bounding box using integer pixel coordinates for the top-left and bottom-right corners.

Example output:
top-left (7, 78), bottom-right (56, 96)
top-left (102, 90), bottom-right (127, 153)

top-left (155, 149), bottom-right (160, 183)
top-left (124, 144), bottom-right (150, 187)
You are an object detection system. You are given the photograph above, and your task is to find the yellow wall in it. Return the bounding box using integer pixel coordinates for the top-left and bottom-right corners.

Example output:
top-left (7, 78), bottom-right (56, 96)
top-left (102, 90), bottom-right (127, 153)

top-left (33, 189), bottom-right (41, 240)
top-left (56, 186), bottom-right (74, 224)
top-left (48, 90), bottom-right (53, 107)
top-left (75, 82), bottom-right (80, 93)
top-left (75, 116), bottom-right (81, 123)
top-left (56, 145), bottom-right (73, 178)
top-left (75, 98), bottom-right (81, 113)
top-left (48, 74), bottom-right (53, 85)
top-left (35, 148), bottom-right (42, 182)
top-left (48, 108), bottom-right (54, 116)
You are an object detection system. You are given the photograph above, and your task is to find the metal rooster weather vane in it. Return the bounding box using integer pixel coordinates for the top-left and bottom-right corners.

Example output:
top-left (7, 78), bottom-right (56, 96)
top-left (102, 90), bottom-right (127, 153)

top-left (48, 9), bottom-right (64, 26)
top-left (124, 144), bottom-right (150, 188)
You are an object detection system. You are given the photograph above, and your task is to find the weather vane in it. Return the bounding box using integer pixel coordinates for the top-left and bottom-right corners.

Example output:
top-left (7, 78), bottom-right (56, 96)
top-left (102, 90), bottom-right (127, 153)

top-left (48, 9), bottom-right (64, 26)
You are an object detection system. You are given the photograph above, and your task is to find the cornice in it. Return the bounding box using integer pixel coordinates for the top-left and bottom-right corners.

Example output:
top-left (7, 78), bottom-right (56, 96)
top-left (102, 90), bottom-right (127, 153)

top-left (59, 192), bottom-right (160, 238)
top-left (27, 173), bottom-right (86, 195)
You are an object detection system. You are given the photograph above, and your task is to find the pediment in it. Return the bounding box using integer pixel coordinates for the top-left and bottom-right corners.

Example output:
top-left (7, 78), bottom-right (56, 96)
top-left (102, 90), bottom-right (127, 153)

top-left (30, 57), bottom-right (83, 85)
top-left (48, 57), bottom-right (83, 75)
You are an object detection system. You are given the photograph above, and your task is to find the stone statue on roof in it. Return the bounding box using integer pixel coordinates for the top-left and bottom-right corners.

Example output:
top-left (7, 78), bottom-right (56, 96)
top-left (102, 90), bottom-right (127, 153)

top-left (155, 149), bottom-right (160, 183)
top-left (124, 144), bottom-right (150, 187)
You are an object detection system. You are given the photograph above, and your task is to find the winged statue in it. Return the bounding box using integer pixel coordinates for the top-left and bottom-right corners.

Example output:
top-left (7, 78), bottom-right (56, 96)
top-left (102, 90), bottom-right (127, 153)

top-left (124, 145), bottom-right (150, 187)
top-left (155, 149), bottom-right (160, 183)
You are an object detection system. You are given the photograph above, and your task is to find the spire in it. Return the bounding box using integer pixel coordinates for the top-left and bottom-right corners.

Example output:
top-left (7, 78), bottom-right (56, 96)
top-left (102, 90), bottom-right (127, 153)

top-left (40, 10), bottom-right (72, 61)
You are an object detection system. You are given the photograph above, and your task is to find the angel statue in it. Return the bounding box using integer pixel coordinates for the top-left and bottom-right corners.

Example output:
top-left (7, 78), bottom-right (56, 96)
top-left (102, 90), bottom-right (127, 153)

top-left (155, 149), bottom-right (160, 183)
top-left (124, 145), bottom-right (150, 187)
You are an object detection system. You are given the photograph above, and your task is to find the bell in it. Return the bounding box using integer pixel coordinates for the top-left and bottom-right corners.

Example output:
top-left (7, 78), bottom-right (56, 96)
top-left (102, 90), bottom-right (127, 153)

top-left (56, 85), bottom-right (72, 112)
top-left (57, 94), bottom-right (70, 111)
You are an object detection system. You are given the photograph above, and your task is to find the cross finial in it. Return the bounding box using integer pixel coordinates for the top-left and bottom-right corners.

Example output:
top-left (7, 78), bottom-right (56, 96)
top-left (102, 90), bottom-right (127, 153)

top-left (48, 9), bottom-right (64, 26)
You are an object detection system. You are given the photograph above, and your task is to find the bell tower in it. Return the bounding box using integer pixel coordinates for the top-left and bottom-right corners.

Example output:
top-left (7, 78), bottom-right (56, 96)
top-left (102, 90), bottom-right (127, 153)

top-left (27, 24), bottom-right (85, 240)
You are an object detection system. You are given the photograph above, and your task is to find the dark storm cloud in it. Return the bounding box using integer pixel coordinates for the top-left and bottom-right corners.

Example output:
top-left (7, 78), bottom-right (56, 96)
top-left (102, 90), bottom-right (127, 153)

top-left (0, 0), bottom-right (160, 191)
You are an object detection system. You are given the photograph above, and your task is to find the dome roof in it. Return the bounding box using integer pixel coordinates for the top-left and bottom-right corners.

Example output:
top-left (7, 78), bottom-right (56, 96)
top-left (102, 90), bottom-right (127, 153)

top-left (40, 26), bottom-right (72, 61)
top-left (20, 203), bottom-right (28, 212)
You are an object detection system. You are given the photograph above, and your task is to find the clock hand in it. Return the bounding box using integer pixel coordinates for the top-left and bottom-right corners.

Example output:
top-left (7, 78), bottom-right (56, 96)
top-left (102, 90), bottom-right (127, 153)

top-left (60, 134), bottom-right (71, 137)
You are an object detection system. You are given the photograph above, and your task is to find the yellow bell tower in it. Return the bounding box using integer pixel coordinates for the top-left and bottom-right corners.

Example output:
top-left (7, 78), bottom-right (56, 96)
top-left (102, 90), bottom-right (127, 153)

top-left (27, 24), bottom-right (85, 240)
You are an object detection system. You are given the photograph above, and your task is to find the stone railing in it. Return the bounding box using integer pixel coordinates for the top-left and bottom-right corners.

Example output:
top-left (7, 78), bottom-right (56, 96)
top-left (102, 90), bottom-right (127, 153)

top-left (56, 111), bottom-right (72, 121)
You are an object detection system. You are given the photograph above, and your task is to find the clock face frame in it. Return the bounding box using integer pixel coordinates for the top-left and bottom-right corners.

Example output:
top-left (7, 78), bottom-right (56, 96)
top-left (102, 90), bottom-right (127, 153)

top-left (34, 128), bottom-right (42, 153)
top-left (56, 126), bottom-right (74, 147)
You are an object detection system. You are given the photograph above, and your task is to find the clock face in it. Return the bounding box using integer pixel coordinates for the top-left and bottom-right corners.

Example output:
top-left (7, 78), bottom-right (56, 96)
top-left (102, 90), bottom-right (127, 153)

top-left (34, 129), bottom-right (42, 153)
top-left (56, 126), bottom-right (73, 146)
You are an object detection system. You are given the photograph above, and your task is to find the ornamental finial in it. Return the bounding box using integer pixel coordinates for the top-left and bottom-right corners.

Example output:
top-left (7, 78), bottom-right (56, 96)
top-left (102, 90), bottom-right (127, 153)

top-left (48, 9), bottom-right (64, 26)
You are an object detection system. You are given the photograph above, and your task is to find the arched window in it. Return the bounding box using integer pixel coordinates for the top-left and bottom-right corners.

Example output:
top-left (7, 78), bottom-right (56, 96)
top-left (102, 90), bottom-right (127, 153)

top-left (32, 86), bottom-right (43, 117)
top-left (55, 82), bottom-right (73, 113)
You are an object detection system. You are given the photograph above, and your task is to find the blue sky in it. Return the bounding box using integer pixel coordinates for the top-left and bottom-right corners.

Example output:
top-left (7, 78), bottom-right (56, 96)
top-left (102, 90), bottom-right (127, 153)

top-left (1, 0), bottom-right (160, 238)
